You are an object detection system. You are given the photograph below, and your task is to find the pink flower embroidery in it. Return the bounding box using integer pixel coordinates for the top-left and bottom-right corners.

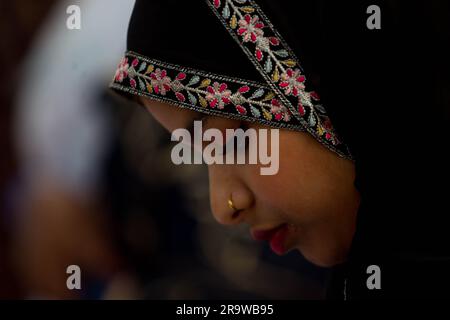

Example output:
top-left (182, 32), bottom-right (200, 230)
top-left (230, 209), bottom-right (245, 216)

top-left (279, 68), bottom-right (306, 96)
top-left (150, 68), bottom-right (172, 95)
top-left (254, 37), bottom-right (279, 61)
top-left (270, 98), bottom-right (291, 122)
top-left (114, 57), bottom-right (129, 82)
top-left (236, 105), bottom-right (247, 115)
top-left (205, 82), bottom-right (232, 109)
top-left (310, 91), bottom-right (320, 101)
top-left (322, 118), bottom-right (337, 142)
top-left (238, 14), bottom-right (264, 43)
top-left (298, 103), bottom-right (306, 116)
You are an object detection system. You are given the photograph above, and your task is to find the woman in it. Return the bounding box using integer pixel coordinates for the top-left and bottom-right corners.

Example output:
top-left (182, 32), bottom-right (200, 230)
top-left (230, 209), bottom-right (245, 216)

top-left (111, 0), bottom-right (450, 299)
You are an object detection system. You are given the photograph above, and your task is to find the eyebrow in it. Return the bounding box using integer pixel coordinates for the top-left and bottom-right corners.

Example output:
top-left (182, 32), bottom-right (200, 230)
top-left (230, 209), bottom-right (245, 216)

top-left (186, 113), bottom-right (208, 136)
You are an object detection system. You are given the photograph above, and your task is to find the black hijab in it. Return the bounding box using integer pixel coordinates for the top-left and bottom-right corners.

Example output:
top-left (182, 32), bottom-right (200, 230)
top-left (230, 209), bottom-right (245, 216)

top-left (321, 0), bottom-right (450, 299)
top-left (112, 0), bottom-right (450, 299)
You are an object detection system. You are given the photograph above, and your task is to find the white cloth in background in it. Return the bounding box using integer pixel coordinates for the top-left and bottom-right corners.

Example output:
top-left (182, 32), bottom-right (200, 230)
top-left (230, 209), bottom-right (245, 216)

top-left (15, 0), bottom-right (135, 196)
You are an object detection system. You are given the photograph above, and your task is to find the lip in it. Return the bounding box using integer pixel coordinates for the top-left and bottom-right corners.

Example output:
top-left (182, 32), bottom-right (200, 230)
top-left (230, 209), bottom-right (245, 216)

top-left (251, 223), bottom-right (290, 255)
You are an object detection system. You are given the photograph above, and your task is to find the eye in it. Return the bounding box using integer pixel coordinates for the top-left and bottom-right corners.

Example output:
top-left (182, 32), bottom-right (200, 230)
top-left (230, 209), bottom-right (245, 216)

top-left (192, 115), bottom-right (209, 147)
top-left (235, 122), bottom-right (250, 151)
top-left (218, 121), bottom-right (250, 156)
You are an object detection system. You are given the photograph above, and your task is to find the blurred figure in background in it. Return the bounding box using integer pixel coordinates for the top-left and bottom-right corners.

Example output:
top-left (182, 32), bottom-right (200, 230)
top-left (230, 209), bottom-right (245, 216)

top-left (11, 0), bottom-right (135, 298)
top-left (0, 0), bottom-right (59, 299)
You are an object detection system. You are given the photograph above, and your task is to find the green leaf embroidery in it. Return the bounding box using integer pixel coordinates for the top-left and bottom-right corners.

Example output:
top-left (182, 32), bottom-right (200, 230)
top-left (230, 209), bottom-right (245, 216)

top-left (222, 3), bottom-right (230, 18)
top-left (187, 92), bottom-right (197, 105)
top-left (250, 88), bottom-right (265, 99)
top-left (273, 50), bottom-right (289, 58)
top-left (250, 105), bottom-right (261, 118)
top-left (138, 78), bottom-right (145, 91)
top-left (264, 57), bottom-right (273, 73)
top-left (138, 62), bottom-right (147, 72)
top-left (308, 112), bottom-right (317, 127)
top-left (315, 104), bottom-right (326, 114)
top-left (187, 75), bottom-right (200, 87)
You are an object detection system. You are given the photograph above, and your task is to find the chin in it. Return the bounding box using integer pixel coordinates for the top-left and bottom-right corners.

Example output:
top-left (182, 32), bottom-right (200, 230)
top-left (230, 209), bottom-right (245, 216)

top-left (297, 246), bottom-right (348, 268)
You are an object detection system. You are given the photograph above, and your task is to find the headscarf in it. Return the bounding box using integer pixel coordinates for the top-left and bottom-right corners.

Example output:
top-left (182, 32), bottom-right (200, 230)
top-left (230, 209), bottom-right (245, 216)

top-left (110, 0), bottom-right (352, 159)
top-left (110, 0), bottom-right (450, 299)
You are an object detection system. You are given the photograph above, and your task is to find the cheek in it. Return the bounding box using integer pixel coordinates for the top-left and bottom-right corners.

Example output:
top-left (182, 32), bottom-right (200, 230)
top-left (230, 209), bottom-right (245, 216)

top-left (254, 171), bottom-right (318, 225)
top-left (251, 131), bottom-right (338, 225)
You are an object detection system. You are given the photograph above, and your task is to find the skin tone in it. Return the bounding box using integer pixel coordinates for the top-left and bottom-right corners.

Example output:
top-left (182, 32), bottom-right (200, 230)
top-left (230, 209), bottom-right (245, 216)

top-left (139, 97), bottom-right (360, 267)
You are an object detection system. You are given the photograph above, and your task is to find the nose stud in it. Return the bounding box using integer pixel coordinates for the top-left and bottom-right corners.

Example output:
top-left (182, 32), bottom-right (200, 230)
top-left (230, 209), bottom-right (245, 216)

top-left (228, 194), bottom-right (243, 219)
top-left (228, 195), bottom-right (238, 212)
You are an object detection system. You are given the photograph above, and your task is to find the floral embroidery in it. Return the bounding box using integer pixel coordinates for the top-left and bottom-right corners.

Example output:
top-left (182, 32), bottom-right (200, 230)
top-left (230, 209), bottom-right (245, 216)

top-left (322, 118), bottom-right (339, 145)
top-left (110, 50), bottom-right (350, 157)
top-left (238, 14), bottom-right (264, 43)
top-left (110, 1), bottom-right (352, 159)
top-left (114, 57), bottom-right (129, 82)
top-left (111, 52), bottom-right (298, 130)
top-left (205, 82), bottom-right (232, 109)
top-left (236, 14), bottom-right (281, 62)
top-left (206, 0), bottom-right (352, 159)
top-left (279, 68), bottom-right (306, 97)
top-left (150, 68), bottom-right (172, 95)
top-left (270, 98), bottom-right (291, 122)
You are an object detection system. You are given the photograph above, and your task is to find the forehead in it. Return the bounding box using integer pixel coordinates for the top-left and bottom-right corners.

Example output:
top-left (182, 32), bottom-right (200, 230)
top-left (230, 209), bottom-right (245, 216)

top-left (140, 97), bottom-right (199, 132)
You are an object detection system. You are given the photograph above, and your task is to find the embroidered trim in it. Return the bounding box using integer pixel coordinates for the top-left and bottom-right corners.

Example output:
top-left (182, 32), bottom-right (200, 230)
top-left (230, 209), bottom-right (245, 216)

top-left (110, 0), bottom-right (353, 159)
top-left (111, 51), bottom-right (314, 131)
top-left (205, 0), bottom-right (352, 159)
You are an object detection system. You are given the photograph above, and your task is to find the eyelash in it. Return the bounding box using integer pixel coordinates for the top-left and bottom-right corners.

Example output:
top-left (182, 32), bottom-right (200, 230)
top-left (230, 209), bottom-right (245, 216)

top-left (219, 121), bottom-right (249, 156)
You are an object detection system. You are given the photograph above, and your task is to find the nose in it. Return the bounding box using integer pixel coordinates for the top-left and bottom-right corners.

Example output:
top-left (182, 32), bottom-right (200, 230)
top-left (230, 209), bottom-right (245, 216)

top-left (208, 168), bottom-right (254, 226)
top-left (210, 189), bottom-right (253, 226)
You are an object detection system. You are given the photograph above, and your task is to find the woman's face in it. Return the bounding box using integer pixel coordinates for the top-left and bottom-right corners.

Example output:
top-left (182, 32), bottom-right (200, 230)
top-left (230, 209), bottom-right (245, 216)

top-left (141, 98), bottom-right (360, 267)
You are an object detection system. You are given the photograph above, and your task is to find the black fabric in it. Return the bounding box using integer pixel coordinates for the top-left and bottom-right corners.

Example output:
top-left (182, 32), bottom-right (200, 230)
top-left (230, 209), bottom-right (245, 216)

top-left (122, 0), bottom-right (353, 158)
top-left (125, 0), bottom-right (450, 298)
top-left (127, 0), bottom-right (261, 81)
top-left (322, 0), bottom-right (450, 299)
top-left (127, 0), bottom-right (324, 91)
